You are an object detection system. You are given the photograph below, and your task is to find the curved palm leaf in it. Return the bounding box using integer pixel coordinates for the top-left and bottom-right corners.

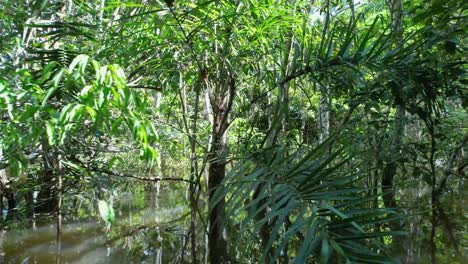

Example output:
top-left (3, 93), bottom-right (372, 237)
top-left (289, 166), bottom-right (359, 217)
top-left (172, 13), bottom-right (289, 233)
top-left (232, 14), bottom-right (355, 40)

top-left (216, 141), bottom-right (404, 263)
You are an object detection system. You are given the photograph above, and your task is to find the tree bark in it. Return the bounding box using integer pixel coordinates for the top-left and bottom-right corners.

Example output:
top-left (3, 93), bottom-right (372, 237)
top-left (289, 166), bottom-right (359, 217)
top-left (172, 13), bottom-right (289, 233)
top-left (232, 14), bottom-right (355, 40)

top-left (37, 137), bottom-right (57, 213)
top-left (318, 0), bottom-right (332, 146)
top-left (208, 77), bottom-right (235, 263)
top-left (318, 83), bottom-right (331, 144)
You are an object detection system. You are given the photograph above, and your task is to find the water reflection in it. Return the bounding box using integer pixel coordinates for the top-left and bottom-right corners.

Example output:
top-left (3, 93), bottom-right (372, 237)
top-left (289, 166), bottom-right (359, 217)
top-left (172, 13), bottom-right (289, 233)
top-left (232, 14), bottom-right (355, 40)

top-left (0, 190), bottom-right (188, 264)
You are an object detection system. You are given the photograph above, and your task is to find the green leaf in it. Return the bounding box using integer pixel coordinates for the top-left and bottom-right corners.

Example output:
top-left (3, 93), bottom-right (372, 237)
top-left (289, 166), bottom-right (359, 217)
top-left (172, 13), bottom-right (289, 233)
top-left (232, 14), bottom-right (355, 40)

top-left (45, 121), bottom-right (56, 146)
top-left (69, 54), bottom-right (89, 74)
top-left (38, 61), bottom-right (59, 85)
top-left (98, 200), bottom-right (115, 225)
top-left (42, 86), bottom-right (59, 107)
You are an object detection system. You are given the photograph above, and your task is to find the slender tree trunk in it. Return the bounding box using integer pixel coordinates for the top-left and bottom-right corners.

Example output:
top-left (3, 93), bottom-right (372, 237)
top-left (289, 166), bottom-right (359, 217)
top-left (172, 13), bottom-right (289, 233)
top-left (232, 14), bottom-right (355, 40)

top-left (318, 83), bottom-right (331, 144)
top-left (208, 133), bottom-right (228, 263)
top-left (56, 152), bottom-right (63, 263)
top-left (39, 138), bottom-right (57, 213)
top-left (179, 71), bottom-right (201, 263)
top-left (371, 132), bottom-right (385, 242)
top-left (382, 104), bottom-right (405, 245)
top-left (204, 88), bottom-right (213, 264)
top-left (189, 85), bottom-right (200, 264)
top-left (318, 0), bottom-right (331, 146)
top-left (208, 77), bottom-right (235, 263)
top-left (258, 2), bottom-right (299, 260)
top-left (153, 91), bottom-right (162, 208)
top-left (383, 0), bottom-right (405, 257)
top-left (428, 123), bottom-right (437, 264)
top-left (382, 106), bottom-right (405, 212)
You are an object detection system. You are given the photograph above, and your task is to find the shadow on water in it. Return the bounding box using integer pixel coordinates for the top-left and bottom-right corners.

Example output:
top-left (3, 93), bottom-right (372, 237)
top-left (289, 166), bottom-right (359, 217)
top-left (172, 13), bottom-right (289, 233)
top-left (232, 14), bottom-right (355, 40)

top-left (0, 189), bottom-right (189, 264)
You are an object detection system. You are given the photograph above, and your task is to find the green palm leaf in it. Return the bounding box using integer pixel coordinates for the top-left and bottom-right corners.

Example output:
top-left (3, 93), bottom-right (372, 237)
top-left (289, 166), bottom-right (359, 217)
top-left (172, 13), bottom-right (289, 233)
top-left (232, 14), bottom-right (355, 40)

top-left (217, 142), bottom-right (403, 263)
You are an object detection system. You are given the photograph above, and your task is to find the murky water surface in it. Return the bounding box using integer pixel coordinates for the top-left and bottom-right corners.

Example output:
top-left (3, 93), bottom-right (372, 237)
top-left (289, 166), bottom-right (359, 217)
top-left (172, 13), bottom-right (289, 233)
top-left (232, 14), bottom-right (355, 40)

top-left (0, 190), bottom-right (189, 264)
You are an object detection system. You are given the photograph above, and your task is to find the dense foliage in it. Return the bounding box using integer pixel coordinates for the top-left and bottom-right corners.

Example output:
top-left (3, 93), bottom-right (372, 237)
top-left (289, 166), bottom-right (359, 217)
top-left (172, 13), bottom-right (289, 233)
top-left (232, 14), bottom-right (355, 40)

top-left (0, 0), bottom-right (466, 263)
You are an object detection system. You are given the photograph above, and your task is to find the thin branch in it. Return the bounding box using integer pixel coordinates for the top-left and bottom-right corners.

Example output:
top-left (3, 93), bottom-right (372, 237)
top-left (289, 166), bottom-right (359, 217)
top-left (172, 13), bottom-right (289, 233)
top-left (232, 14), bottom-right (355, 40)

top-left (281, 57), bottom-right (351, 84)
top-left (78, 160), bottom-right (194, 184)
top-left (127, 84), bottom-right (162, 91)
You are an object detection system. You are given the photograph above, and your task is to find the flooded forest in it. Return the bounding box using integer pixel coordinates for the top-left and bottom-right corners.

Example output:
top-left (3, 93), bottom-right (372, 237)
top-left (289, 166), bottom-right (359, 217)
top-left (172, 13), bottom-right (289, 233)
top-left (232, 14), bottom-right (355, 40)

top-left (0, 0), bottom-right (466, 263)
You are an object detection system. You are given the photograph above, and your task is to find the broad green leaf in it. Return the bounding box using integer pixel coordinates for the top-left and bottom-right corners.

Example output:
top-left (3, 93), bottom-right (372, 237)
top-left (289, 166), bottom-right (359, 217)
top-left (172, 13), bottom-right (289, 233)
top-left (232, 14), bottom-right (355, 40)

top-left (45, 121), bottom-right (56, 146)
top-left (98, 200), bottom-right (115, 225)
top-left (69, 54), bottom-right (89, 74)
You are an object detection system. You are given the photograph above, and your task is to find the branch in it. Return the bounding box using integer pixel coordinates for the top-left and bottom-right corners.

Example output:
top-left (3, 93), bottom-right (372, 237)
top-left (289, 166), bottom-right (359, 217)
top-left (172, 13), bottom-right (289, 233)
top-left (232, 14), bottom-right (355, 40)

top-left (97, 167), bottom-right (194, 183)
top-left (127, 85), bottom-right (162, 91)
top-left (437, 135), bottom-right (468, 195)
top-left (281, 57), bottom-right (357, 84)
top-left (281, 65), bottom-right (313, 84)
top-left (76, 159), bottom-right (194, 184)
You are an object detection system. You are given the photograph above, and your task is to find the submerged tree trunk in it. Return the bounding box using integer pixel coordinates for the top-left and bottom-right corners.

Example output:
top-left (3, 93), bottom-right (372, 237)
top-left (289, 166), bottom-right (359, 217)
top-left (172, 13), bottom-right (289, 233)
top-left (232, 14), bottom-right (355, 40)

top-left (178, 70), bottom-right (201, 263)
top-left (383, 0), bottom-right (405, 257)
top-left (189, 83), bottom-right (200, 264)
top-left (0, 167), bottom-right (16, 216)
top-left (56, 152), bottom-right (63, 263)
top-left (208, 77), bottom-right (235, 263)
top-left (153, 91), bottom-right (162, 208)
top-left (38, 138), bottom-right (57, 213)
top-left (382, 106), bottom-right (405, 230)
top-left (382, 107), bottom-right (405, 213)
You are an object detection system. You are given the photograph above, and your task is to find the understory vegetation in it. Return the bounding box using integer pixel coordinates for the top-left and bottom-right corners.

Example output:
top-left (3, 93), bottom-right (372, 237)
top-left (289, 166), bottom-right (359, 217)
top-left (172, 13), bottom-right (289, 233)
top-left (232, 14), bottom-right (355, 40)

top-left (0, 0), bottom-right (466, 263)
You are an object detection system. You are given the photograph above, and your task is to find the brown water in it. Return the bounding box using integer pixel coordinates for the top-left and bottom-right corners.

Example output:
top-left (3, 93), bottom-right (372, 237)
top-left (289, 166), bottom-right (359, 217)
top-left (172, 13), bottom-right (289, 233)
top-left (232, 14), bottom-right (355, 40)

top-left (0, 191), bottom-right (189, 264)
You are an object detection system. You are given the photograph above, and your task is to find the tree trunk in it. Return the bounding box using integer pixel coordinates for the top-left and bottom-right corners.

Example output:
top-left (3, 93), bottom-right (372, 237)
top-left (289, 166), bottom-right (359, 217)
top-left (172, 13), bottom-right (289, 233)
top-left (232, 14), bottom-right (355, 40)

top-left (56, 152), bottom-right (63, 263)
top-left (318, 83), bottom-right (331, 144)
top-left (37, 138), bottom-right (57, 213)
top-left (179, 70), bottom-right (201, 263)
top-left (382, 104), bottom-right (405, 252)
top-left (383, 0), bottom-right (405, 257)
top-left (382, 107), bottom-right (405, 212)
top-left (208, 77), bottom-right (235, 263)
top-left (189, 85), bottom-right (200, 264)
top-left (154, 91), bottom-right (162, 208)
top-left (208, 136), bottom-right (228, 263)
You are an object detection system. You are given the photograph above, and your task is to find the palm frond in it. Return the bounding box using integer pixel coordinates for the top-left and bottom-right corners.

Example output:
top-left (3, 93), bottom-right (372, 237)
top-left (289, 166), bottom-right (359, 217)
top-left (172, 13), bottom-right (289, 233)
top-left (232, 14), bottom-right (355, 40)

top-left (217, 142), bottom-right (403, 263)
